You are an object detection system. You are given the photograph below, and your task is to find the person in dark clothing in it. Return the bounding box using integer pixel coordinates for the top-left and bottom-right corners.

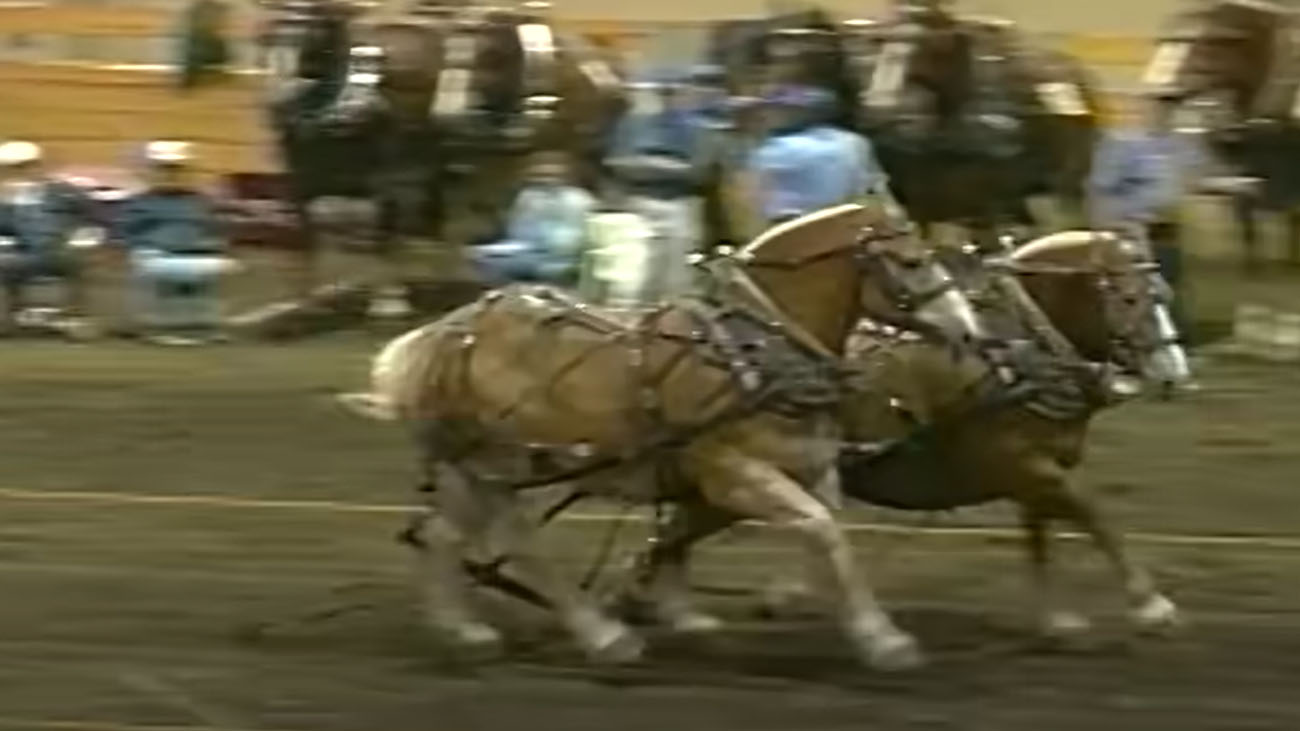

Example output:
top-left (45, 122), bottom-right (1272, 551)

top-left (0, 140), bottom-right (98, 336)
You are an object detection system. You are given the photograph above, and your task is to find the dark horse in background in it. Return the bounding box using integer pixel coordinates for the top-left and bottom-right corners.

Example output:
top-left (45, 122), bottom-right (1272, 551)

top-left (705, 6), bottom-right (862, 128)
top-left (262, 0), bottom-right (441, 311)
top-left (701, 4), bottom-right (1100, 250)
top-left (698, 7), bottom-right (865, 245)
top-left (1144, 0), bottom-right (1300, 270)
top-left (849, 6), bottom-right (1102, 249)
top-left (260, 0), bottom-right (625, 312)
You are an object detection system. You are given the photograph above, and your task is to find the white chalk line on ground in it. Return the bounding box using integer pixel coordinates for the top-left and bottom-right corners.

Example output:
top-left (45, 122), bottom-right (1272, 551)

top-left (4, 487), bottom-right (1300, 551)
top-left (0, 719), bottom-right (302, 731)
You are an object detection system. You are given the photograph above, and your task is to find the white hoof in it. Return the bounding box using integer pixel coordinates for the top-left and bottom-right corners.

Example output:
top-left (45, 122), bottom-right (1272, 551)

top-left (757, 581), bottom-right (813, 619)
top-left (659, 608), bottom-right (725, 635)
top-left (1130, 594), bottom-right (1182, 635)
top-left (1040, 610), bottom-right (1094, 640)
top-left (581, 622), bottom-right (645, 666)
top-left (369, 296), bottom-right (412, 319)
top-left (432, 621), bottom-right (504, 659)
top-left (860, 631), bottom-right (926, 672)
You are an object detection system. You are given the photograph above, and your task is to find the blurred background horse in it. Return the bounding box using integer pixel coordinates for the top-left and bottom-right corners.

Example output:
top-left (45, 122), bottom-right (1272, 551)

top-left (1143, 0), bottom-right (1300, 270)
top-left (850, 3), bottom-right (1102, 248)
top-left (257, 0), bottom-right (624, 313)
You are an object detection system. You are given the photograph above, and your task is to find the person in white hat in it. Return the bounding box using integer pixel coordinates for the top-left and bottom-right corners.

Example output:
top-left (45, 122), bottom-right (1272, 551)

top-left (115, 140), bottom-right (233, 345)
top-left (0, 140), bottom-right (97, 335)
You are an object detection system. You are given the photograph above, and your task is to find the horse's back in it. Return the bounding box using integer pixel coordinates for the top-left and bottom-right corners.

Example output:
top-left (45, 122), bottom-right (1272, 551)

top-left (413, 285), bottom-right (736, 447)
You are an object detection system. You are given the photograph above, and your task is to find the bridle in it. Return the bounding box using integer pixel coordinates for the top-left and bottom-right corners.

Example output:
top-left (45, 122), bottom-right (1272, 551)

top-left (989, 241), bottom-right (1173, 370)
top-left (702, 220), bottom-right (965, 359)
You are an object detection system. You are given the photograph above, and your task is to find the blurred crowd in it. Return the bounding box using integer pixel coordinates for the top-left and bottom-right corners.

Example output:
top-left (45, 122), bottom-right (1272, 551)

top-left (0, 62), bottom-right (1204, 345)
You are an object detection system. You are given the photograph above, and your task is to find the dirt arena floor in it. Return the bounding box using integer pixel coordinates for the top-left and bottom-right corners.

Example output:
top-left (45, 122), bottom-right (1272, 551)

top-left (2, 254), bottom-right (1300, 730)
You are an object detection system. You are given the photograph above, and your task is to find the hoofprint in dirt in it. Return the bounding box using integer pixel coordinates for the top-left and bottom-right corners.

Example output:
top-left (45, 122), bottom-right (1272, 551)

top-left (0, 337), bottom-right (1299, 728)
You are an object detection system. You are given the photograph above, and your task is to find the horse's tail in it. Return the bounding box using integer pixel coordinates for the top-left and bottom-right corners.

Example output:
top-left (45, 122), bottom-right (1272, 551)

top-left (337, 322), bottom-right (443, 422)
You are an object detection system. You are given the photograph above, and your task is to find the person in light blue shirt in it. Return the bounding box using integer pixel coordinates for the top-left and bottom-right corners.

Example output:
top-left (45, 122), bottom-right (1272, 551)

top-left (748, 84), bottom-right (893, 225)
top-left (470, 151), bottom-right (595, 286)
top-left (1089, 96), bottom-right (1204, 319)
top-left (604, 72), bottom-right (712, 301)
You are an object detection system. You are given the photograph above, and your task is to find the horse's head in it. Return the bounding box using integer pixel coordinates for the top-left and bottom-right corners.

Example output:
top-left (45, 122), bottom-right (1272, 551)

top-left (764, 26), bottom-right (843, 86)
top-left (1007, 231), bottom-right (1194, 395)
top-left (1144, 0), bottom-right (1279, 115)
top-left (731, 203), bottom-right (986, 356)
top-left (860, 12), bottom-right (972, 122)
top-left (282, 0), bottom-right (354, 81)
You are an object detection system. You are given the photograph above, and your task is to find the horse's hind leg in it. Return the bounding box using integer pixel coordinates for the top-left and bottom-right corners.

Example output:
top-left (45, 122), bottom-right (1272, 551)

top-left (635, 501), bottom-right (735, 633)
top-left (415, 463), bottom-right (504, 654)
top-left (686, 449), bottom-right (922, 670)
top-left (495, 496), bottom-right (646, 665)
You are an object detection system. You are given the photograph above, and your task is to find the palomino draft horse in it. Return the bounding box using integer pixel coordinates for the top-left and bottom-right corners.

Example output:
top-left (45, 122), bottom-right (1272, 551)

top-left (851, 7), bottom-right (1102, 247)
top-left (342, 203), bottom-right (987, 669)
top-left (1144, 0), bottom-right (1300, 269)
top-left (635, 230), bottom-right (1191, 647)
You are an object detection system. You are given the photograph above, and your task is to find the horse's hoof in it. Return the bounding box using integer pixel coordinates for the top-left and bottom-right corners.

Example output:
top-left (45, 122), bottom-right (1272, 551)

top-left (861, 632), bottom-right (926, 672)
top-left (1040, 610), bottom-right (1093, 640)
top-left (583, 624), bottom-right (646, 666)
top-left (432, 621), bottom-right (505, 660)
top-left (660, 609), bottom-right (726, 635)
top-left (1130, 594), bottom-right (1183, 636)
top-left (368, 296), bottom-right (412, 319)
top-left (756, 581), bottom-right (813, 619)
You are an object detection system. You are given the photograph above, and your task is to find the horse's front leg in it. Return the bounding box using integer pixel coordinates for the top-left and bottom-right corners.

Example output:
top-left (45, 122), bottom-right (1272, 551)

top-left (367, 193), bottom-right (413, 319)
top-left (684, 446), bottom-right (923, 671)
top-left (1018, 500), bottom-right (1093, 641)
top-left (289, 193), bottom-right (322, 302)
top-left (1026, 473), bottom-right (1181, 635)
top-left (1234, 193), bottom-right (1262, 273)
top-left (1286, 207), bottom-right (1300, 268)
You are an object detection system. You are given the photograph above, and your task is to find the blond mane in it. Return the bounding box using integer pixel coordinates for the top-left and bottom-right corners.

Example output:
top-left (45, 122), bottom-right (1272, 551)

top-left (1011, 230), bottom-right (1115, 261)
top-left (740, 203), bottom-right (866, 258)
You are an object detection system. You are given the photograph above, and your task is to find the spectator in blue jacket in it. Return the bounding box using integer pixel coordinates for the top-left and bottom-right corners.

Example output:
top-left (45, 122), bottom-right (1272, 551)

top-left (116, 141), bottom-right (234, 344)
top-left (1089, 95), bottom-right (1204, 317)
top-left (605, 72), bottom-right (713, 301)
top-left (748, 84), bottom-right (896, 227)
top-left (0, 141), bottom-right (97, 335)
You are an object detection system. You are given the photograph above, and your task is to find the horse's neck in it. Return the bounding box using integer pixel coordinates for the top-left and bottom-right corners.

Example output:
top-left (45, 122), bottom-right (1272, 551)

top-left (1017, 273), bottom-right (1110, 363)
top-left (740, 255), bottom-right (861, 358)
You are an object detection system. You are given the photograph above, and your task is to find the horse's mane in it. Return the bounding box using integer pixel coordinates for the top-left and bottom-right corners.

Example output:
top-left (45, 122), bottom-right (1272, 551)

top-left (1010, 230), bottom-right (1111, 262)
top-left (740, 203), bottom-right (865, 258)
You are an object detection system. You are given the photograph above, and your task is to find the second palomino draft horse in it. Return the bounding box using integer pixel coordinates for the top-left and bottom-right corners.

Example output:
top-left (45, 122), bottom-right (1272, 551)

top-left (634, 231), bottom-right (1192, 646)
